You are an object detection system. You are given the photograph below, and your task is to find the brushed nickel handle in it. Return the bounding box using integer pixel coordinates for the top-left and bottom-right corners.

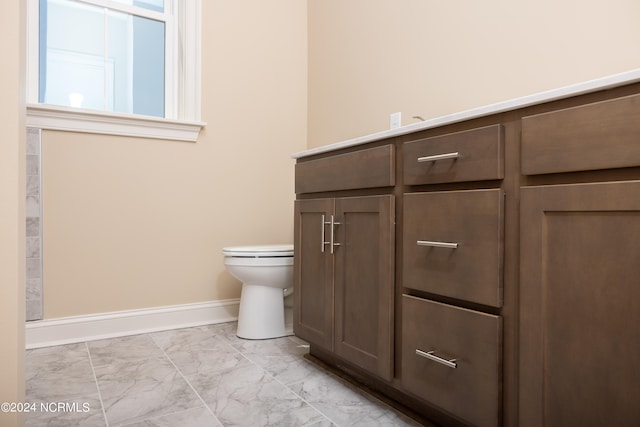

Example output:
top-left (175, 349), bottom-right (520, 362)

top-left (417, 240), bottom-right (459, 249)
top-left (416, 349), bottom-right (457, 369)
top-left (417, 152), bottom-right (460, 163)
top-left (321, 215), bottom-right (331, 253)
top-left (330, 215), bottom-right (341, 254)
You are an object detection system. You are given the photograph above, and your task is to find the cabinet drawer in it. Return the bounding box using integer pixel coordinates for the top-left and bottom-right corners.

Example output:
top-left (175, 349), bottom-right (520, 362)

top-left (295, 145), bottom-right (395, 193)
top-left (403, 189), bottom-right (503, 307)
top-left (522, 93), bottom-right (640, 175)
top-left (403, 125), bottom-right (503, 185)
top-left (401, 295), bottom-right (502, 427)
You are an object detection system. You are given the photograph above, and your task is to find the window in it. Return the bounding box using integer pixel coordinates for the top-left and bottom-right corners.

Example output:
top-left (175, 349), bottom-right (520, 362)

top-left (27, 0), bottom-right (204, 141)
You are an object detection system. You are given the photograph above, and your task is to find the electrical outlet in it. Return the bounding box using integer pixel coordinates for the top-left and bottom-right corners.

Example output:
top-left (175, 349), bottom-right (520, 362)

top-left (390, 112), bottom-right (402, 129)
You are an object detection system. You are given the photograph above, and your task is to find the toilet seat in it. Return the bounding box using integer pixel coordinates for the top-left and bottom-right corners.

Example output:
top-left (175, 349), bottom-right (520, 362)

top-left (222, 244), bottom-right (294, 258)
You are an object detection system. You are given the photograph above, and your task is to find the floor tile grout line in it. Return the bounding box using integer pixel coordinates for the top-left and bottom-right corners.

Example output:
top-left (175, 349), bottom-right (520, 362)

top-left (150, 335), bottom-right (224, 426)
top-left (84, 342), bottom-right (110, 427)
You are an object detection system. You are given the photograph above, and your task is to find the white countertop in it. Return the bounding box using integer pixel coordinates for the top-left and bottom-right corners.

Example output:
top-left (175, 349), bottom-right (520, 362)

top-left (292, 69), bottom-right (640, 159)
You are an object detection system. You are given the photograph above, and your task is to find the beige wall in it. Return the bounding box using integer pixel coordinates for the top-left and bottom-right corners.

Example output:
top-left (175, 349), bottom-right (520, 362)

top-left (0, 0), bottom-right (26, 424)
top-left (33, 0), bottom-right (640, 317)
top-left (42, 0), bottom-right (307, 318)
top-left (308, 0), bottom-right (640, 147)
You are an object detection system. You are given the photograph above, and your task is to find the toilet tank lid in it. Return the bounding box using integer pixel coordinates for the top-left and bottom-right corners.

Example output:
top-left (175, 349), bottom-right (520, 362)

top-left (222, 244), bottom-right (294, 257)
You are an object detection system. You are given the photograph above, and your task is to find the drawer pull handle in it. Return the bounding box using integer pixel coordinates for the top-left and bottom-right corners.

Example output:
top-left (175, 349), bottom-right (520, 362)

top-left (321, 215), bottom-right (331, 253)
top-left (417, 240), bottom-right (459, 249)
top-left (330, 215), bottom-right (341, 254)
top-left (417, 152), bottom-right (460, 163)
top-left (321, 215), bottom-right (341, 253)
top-left (416, 349), bottom-right (457, 369)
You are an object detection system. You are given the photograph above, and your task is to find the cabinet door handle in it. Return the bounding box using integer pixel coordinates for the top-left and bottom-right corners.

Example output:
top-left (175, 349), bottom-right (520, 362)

top-left (416, 349), bottom-right (457, 369)
top-left (330, 215), bottom-right (341, 254)
top-left (417, 240), bottom-right (459, 249)
top-left (417, 152), bottom-right (460, 163)
top-left (321, 215), bottom-right (331, 253)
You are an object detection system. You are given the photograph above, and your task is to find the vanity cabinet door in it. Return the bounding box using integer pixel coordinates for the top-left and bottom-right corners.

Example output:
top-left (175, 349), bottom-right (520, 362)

top-left (293, 198), bottom-right (335, 350)
top-left (294, 195), bottom-right (395, 380)
top-left (333, 195), bottom-right (395, 381)
top-left (520, 181), bottom-right (640, 427)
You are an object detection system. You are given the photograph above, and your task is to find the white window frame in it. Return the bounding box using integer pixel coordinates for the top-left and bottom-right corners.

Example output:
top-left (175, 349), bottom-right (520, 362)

top-left (26, 0), bottom-right (205, 142)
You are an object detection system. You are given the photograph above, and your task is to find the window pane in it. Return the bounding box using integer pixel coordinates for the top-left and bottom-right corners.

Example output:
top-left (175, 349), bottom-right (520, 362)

top-left (132, 16), bottom-right (165, 117)
top-left (41, 0), bottom-right (107, 110)
top-left (112, 0), bottom-right (164, 13)
top-left (40, 0), bottom-right (165, 117)
top-left (107, 10), bottom-right (165, 117)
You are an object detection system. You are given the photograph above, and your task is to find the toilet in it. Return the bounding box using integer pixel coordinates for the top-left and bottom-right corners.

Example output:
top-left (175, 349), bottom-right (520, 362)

top-left (222, 244), bottom-right (294, 339)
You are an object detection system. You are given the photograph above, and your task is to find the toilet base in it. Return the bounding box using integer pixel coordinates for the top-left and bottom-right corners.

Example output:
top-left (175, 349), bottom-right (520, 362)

top-left (236, 283), bottom-right (292, 339)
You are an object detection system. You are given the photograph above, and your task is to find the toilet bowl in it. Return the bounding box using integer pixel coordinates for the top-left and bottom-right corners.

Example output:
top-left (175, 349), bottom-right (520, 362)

top-left (222, 244), bottom-right (294, 339)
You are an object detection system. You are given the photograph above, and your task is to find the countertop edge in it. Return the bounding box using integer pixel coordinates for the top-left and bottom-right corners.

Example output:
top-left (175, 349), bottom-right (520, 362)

top-left (292, 69), bottom-right (640, 160)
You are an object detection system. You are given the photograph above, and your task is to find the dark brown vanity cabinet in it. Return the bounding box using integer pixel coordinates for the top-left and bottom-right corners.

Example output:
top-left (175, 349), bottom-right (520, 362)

top-left (294, 81), bottom-right (640, 427)
top-left (293, 145), bottom-right (396, 381)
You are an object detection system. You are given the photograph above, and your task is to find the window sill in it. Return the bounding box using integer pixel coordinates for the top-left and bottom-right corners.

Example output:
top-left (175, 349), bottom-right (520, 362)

top-left (26, 104), bottom-right (205, 142)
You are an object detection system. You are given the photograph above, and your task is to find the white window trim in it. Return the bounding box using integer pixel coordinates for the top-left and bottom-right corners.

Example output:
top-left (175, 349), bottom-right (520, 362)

top-left (26, 103), bottom-right (204, 142)
top-left (26, 0), bottom-right (205, 142)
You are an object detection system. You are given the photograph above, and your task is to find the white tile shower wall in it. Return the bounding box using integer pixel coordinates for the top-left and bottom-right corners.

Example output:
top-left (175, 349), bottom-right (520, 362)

top-left (26, 127), bottom-right (43, 321)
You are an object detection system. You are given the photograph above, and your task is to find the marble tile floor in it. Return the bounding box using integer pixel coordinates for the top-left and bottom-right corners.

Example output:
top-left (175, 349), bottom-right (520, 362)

top-left (26, 322), bottom-right (423, 427)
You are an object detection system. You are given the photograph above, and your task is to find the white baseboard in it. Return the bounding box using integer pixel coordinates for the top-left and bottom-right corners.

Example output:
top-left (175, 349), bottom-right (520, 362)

top-left (25, 299), bottom-right (239, 349)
